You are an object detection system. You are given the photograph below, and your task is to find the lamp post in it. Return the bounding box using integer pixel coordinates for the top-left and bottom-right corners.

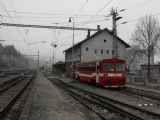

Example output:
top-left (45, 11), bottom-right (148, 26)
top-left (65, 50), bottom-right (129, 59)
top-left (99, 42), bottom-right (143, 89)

top-left (69, 17), bottom-right (75, 78)
top-left (51, 43), bottom-right (57, 72)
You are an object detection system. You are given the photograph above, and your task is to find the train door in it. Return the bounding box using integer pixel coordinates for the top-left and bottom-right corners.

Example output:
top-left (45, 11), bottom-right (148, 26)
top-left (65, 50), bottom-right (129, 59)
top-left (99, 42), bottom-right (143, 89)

top-left (96, 62), bottom-right (99, 83)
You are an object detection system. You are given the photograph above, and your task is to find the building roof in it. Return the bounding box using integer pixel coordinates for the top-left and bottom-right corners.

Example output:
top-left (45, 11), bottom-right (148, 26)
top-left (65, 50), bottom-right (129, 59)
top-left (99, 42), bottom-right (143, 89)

top-left (64, 28), bottom-right (130, 52)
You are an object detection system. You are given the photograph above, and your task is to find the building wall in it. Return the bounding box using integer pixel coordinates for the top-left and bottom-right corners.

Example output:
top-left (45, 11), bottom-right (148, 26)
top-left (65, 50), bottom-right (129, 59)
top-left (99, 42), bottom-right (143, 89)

top-left (81, 30), bottom-right (127, 62)
top-left (65, 46), bottom-right (81, 62)
top-left (65, 30), bottom-right (128, 77)
top-left (65, 47), bottom-right (81, 77)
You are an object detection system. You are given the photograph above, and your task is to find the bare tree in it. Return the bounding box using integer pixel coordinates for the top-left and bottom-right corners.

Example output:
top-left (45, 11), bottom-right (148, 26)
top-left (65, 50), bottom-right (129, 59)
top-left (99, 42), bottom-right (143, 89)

top-left (131, 15), bottom-right (160, 80)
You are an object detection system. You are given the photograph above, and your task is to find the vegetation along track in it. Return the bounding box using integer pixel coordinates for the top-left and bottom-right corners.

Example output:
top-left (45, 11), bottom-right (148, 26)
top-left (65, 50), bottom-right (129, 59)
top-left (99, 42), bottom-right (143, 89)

top-left (0, 72), bottom-right (36, 119)
top-left (48, 78), bottom-right (160, 120)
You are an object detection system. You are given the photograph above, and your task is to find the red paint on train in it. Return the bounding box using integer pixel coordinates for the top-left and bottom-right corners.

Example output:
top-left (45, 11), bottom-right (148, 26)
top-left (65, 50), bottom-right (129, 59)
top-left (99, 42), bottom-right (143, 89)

top-left (75, 58), bottom-right (126, 87)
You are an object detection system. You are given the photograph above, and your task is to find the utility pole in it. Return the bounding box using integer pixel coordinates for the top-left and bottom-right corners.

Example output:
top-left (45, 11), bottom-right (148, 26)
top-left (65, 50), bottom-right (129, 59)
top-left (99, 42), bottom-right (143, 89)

top-left (51, 43), bottom-right (57, 72)
top-left (69, 17), bottom-right (75, 78)
top-left (37, 51), bottom-right (39, 74)
top-left (110, 8), bottom-right (122, 59)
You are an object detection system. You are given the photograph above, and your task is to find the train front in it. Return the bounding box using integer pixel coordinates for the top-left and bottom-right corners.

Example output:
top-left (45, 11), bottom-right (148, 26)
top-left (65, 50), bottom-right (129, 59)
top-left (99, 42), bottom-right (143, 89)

top-left (99, 59), bottom-right (126, 88)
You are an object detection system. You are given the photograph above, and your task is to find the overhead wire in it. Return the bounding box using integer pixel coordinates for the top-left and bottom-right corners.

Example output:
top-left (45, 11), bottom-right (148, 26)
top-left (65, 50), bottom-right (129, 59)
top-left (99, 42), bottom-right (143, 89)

top-left (57, 1), bottom-right (112, 52)
top-left (124, 0), bottom-right (152, 11)
top-left (55, 0), bottom-right (89, 49)
top-left (1, 15), bottom-right (106, 19)
top-left (0, 10), bottom-right (107, 16)
top-left (82, 0), bottom-right (112, 26)
top-left (121, 12), bottom-right (160, 25)
top-left (0, 1), bottom-right (27, 42)
top-left (116, 0), bottom-right (154, 26)
top-left (8, 0), bottom-right (33, 54)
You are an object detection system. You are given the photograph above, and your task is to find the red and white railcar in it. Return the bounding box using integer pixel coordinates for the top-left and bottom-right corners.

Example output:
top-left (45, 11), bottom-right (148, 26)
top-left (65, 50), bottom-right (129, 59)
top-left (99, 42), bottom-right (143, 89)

top-left (75, 58), bottom-right (126, 87)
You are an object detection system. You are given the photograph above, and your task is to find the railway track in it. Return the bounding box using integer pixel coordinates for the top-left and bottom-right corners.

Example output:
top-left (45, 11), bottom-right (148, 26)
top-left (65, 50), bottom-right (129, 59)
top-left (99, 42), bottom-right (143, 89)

top-left (0, 72), bottom-right (36, 119)
top-left (124, 87), bottom-right (160, 101)
top-left (0, 71), bottom-right (30, 91)
top-left (48, 78), bottom-right (160, 120)
top-left (106, 87), bottom-right (160, 107)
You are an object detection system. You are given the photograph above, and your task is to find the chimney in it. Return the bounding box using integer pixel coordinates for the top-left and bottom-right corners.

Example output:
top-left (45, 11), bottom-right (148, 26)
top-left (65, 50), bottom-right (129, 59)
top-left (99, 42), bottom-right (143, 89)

top-left (97, 25), bottom-right (101, 31)
top-left (87, 29), bottom-right (90, 38)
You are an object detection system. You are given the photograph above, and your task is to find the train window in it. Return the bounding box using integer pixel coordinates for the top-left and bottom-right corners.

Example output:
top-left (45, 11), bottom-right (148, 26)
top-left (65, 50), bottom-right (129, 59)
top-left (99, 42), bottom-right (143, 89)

top-left (78, 66), bottom-right (96, 71)
top-left (115, 63), bottom-right (125, 71)
top-left (103, 63), bottom-right (114, 71)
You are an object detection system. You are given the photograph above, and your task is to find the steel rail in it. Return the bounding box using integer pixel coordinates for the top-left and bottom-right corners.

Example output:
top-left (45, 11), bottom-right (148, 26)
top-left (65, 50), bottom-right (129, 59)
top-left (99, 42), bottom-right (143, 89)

top-left (124, 87), bottom-right (160, 101)
top-left (0, 73), bottom-right (35, 118)
top-left (72, 84), bottom-right (160, 119)
top-left (0, 76), bottom-right (26, 93)
top-left (50, 79), bottom-right (144, 120)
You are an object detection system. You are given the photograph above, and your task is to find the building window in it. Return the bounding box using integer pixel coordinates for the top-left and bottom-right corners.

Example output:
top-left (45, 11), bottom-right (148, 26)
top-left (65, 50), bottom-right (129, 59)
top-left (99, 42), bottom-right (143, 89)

top-left (112, 50), bottom-right (114, 55)
top-left (104, 39), bottom-right (107, 43)
top-left (101, 49), bottom-right (103, 54)
top-left (86, 47), bottom-right (88, 51)
top-left (106, 50), bottom-right (109, 54)
top-left (94, 49), bottom-right (97, 54)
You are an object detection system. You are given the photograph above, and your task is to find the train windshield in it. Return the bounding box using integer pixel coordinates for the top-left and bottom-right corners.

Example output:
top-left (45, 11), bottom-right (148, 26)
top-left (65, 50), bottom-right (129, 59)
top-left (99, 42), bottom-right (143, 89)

top-left (115, 63), bottom-right (125, 71)
top-left (103, 62), bottom-right (125, 71)
top-left (103, 63), bottom-right (114, 71)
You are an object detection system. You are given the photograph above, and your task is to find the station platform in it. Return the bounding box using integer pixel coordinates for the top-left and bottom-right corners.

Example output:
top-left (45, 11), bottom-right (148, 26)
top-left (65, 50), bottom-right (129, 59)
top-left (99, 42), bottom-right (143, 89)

top-left (20, 73), bottom-right (100, 120)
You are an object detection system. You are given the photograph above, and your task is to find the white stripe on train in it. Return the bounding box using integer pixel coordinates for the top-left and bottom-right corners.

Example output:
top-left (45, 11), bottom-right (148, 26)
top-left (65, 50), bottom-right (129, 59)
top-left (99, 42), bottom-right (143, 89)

top-left (76, 72), bottom-right (122, 77)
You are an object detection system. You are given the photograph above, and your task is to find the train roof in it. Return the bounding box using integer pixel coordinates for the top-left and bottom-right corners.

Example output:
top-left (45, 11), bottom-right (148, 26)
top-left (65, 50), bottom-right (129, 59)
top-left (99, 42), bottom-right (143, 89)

top-left (101, 58), bottom-right (126, 62)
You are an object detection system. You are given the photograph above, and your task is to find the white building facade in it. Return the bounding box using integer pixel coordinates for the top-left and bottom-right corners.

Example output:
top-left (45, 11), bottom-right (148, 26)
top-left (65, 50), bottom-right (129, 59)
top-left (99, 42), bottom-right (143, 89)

top-left (64, 28), bottom-right (130, 76)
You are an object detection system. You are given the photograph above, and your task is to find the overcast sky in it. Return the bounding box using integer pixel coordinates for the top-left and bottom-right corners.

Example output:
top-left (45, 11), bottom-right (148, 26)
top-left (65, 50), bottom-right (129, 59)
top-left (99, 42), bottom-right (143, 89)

top-left (0, 0), bottom-right (160, 63)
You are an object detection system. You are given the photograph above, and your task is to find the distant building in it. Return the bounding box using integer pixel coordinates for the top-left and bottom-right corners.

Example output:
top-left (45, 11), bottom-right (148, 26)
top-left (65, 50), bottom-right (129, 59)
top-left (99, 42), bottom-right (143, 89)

top-left (64, 28), bottom-right (130, 77)
top-left (140, 64), bottom-right (160, 82)
top-left (52, 61), bottom-right (66, 73)
top-left (126, 47), bottom-right (154, 71)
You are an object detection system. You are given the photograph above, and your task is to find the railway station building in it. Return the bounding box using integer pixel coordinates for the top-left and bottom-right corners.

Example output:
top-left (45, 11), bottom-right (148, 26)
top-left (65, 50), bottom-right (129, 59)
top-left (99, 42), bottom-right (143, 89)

top-left (64, 28), bottom-right (130, 77)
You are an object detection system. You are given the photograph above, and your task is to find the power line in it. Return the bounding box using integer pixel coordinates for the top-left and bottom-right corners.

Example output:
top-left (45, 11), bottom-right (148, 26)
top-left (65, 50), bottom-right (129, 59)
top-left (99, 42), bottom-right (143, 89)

top-left (1, 15), bottom-right (105, 19)
top-left (121, 12), bottom-right (160, 25)
top-left (1, 22), bottom-right (97, 31)
top-left (74, 0), bottom-right (88, 17)
top-left (124, 0), bottom-right (152, 11)
top-left (8, 0), bottom-right (32, 54)
top-left (82, 1), bottom-right (112, 26)
top-left (0, 10), bottom-right (107, 16)
top-left (9, 0), bottom-right (28, 39)
top-left (0, 1), bottom-right (27, 42)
